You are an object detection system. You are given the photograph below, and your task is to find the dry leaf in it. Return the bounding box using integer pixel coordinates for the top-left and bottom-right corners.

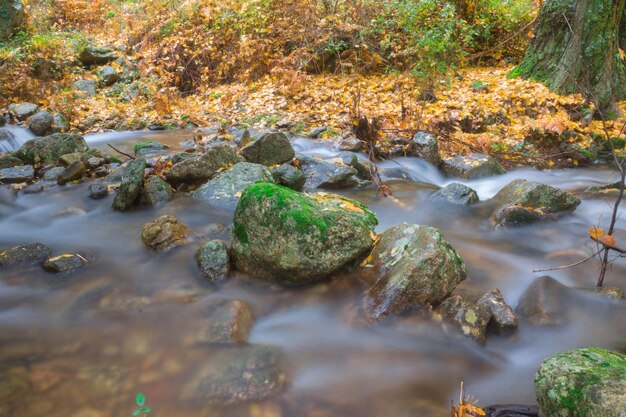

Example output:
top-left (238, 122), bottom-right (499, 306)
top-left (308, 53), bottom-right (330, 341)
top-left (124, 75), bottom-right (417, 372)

top-left (589, 227), bottom-right (605, 240)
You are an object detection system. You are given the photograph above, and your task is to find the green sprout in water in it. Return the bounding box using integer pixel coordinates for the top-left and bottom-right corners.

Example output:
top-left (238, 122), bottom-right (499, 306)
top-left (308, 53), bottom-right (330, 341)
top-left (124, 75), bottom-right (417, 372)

top-left (133, 393), bottom-right (151, 416)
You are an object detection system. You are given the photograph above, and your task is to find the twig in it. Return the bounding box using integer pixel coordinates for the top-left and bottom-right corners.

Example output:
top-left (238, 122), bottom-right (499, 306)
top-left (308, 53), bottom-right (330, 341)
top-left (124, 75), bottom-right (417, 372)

top-left (590, 236), bottom-right (626, 254)
top-left (532, 248), bottom-right (603, 272)
top-left (107, 143), bottom-right (135, 160)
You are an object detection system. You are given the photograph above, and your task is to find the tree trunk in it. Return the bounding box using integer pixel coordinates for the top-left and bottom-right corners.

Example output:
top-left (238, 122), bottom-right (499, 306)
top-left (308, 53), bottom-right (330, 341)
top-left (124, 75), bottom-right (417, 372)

top-left (512, 0), bottom-right (626, 117)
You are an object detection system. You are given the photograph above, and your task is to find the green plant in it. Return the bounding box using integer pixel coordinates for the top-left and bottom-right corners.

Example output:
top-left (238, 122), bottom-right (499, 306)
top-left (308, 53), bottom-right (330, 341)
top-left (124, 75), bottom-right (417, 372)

top-left (132, 393), bottom-right (151, 416)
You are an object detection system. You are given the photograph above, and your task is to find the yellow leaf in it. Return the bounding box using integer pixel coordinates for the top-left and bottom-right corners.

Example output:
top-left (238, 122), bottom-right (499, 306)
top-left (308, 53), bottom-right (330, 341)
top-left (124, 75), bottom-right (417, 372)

top-left (342, 201), bottom-right (365, 214)
top-left (602, 235), bottom-right (617, 247)
top-left (589, 227), bottom-right (605, 240)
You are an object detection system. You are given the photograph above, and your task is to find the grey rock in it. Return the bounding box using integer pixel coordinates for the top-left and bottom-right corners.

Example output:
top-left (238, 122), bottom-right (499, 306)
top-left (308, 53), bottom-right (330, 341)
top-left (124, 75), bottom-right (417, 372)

top-left (14, 133), bottom-right (88, 165)
top-left (165, 142), bottom-right (238, 185)
top-left (195, 240), bottom-right (230, 282)
top-left (51, 112), bottom-right (70, 133)
top-left (72, 79), bottom-right (96, 97)
top-left (442, 153), bottom-right (505, 179)
top-left (338, 135), bottom-right (362, 151)
top-left (42, 166), bottom-right (65, 181)
top-left (85, 157), bottom-right (106, 170)
top-left (364, 223), bottom-right (466, 320)
top-left (96, 65), bottom-right (119, 86)
top-left (240, 132), bottom-right (295, 166)
top-left (88, 183), bottom-right (109, 200)
top-left (28, 110), bottom-right (53, 136)
top-left (308, 127), bottom-right (328, 138)
top-left (196, 300), bottom-right (254, 344)
top-left (535, 348), bottom-right (626, 417)
top-left (141, 215), bottom-right (187, 251)
top-left (271, 164), bottom-right (306, 190)
top-left (233, 129), bottom-right (251, 147)
top-left (57, 161), bottom-right (86, 185)
top-left (410, 131), bottom-right (439, 165)
top-left (0, 0), bottom-right (24, 39)
top-left (477, 288), bottom-right (518, 334)
top-left (112, 158), bottom-right (146, 211)
top-left (139, 175), bottom-right (172, 206)
top-left (0, 165), bottom-right (34, 183)
top-left (435, 294), bottom-right (492, 345)
top-left (21, 182), bottom-right (44, 194)
top-left (298, 155), bottom-right (358, 190)
top-left (431, 183), bottom-right (479, 205)
top-left (515, 276), bottom-right (571, 326)
top-left (79, 46), bottom-right (118, 66)
top-left (0, 154), bottom-right (23, 169)
top-left (133, 140), bottom-right (167, 156)
top-left (338, 151), bottom-right (373, 179)
top-left (42, 253), bottom-right (88, 273)
top-left (232, 182), bottom-right (377, 284)
top-left (58, 152), bottom-right (83, 166)
top-left (8, 102), bottom-right (38, 121)
top-left (191, 162), bottom-right (275, 210)
top-left (0, 243), bottom-right (52, 267)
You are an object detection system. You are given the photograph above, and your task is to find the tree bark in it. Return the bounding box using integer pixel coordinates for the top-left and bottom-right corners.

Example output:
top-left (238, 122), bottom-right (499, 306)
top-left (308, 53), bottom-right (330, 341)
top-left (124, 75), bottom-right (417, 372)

top-left (512, 0), bottom-right (626, 117)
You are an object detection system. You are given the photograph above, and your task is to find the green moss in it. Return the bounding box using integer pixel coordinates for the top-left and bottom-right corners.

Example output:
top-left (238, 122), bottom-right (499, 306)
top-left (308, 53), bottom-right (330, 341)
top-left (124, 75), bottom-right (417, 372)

top-left (233, 221), bottom-right (248, 244)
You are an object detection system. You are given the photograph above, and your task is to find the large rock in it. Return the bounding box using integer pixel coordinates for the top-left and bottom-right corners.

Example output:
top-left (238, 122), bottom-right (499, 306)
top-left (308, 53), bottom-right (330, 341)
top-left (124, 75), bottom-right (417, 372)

top-left (232, 182), bottom-right (378, 284)
top-left (7, 102), bottom-right (36, 121)
top-left (491, 179), bottom-right (581, 229)
top-left (0, 243), bottom-right (52, 267)
top-left (165, 143), bottom-right (238, 185)
top-left (139, 175), bottom-right (172, 206)
top-left (410, 131), bottom-right (439, 165)
top-left (141, 215), bottom-right (187, 251)
top-left (240, 132), bottom-right (295, 166)
top-left (183, 345), bottom-right (287, 405)
top-left (195, 240), bottom-right (230, 282)
top-left (0, 0), bottom-right (24, 39)
top-left (0, 165), bottom-right (33, 183)
top-left (435, 294), bottom-right (492, 345)
top-left (442, 153), bottom-right (505, 179)
top-left (431, 183), bottom-right (479, 205)
top-left (535, 348), bottom-right (626, 417)
top-left (364, 224), bottom-right (466, 320)
top-left (14, 133), bottom-right (88, 165)
top-left (298, 155), bottom-right (358, 190)
top-left (79, 46), bottom-right (118, 66)
top-left (112, 158), bottom-right (146, 211)
top-left (28, 110), bottom-right (53, 136)
top-left (196, 300), bottom-right (255, 344)
top-left (191, 162), bottom-right (275, 209)
top-left (477, 288), bottom-right (518, 334)
top-left (515, 276), bottom-right (571, 326)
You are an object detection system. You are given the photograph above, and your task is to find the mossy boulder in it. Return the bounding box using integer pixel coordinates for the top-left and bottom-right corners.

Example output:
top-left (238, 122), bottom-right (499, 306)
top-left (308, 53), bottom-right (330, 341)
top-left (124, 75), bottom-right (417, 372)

top-left (491, 179), bottom-right (581, 229)
top-left (535, 348), bottom-right (626, 417)
top-left (363, 224), bottom-right (466, 320)
top-left (133, 140), bottom-right (167, 156)
top-left (14, 133), bottom-right (89, 165)
top-left (231, 182), bottom-right (378, 284)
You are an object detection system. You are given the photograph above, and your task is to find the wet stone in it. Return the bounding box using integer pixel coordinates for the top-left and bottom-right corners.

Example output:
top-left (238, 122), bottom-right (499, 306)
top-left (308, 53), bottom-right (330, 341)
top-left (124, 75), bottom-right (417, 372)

top-left (240, 132), bottom-right (295, 166)
top-left (21, 182), bottom-right (44, 194)
top-left (42, 166), bottom-right (65, 181)
top-left (435, 294), bottom-right (492, 345)
top-left (139, 175), bottom-right (173, 206)
top-left (0, 154), bottom-right (23, 169)
top-left (477, 288), bottom-right (518, 334)
top-left (196, 300), bottom-right (255, 344)
top-left (410, 131), bottom-right (439, 165)
top-left (58, 152), bottom-right (83, 166)
top-left (42, 253), bottom-right (89, 273)
top-left (195, 240), bottom-right (230, 282)
top-left (28, 110), bottom-right (53, 136)
top-left (112, 158), bottom-right (147, 211)
top-left (86, 157), bottom-right (106, 170)
top-left (88, 183), bottom-right (109, 199)
top-left (271, 163), bottom-right (306, 191)
top-left (141, 215), bottom-right (187, 251)
top-left (442, 153), bottom-right (505, 179)
top-left (482, 404), bottom-right (538, 417)
top-left (298, 155), bottom-right (358, 190)
top-left (8, 103), bottom-right (39, 121)
top-left (431, 183), bottom-right (479, 205)
top-left (0, 165), bottom-right (34, 184)
top-left (57, 161), bottom-right (86, 185)
top-left (515, 276), bottom-right (571, 326)
top-left (0, 243), bottom-right (53, 268)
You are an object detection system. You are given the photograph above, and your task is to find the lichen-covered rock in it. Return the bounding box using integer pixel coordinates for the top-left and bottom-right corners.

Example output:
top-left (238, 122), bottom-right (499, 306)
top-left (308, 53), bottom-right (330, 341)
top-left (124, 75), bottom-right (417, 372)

top-left (165, 142), bottom-right (238, 185)
top-left (337, 151), bottom-right (373, 179)
top-left (195, 240), bottom-right (230, 282)
top-left (535, 348), bottom-right (626, 417)
top-left (79, 46), bottom-right (118, 66)
top-left (0, 165), bottom-right (33, 183)
top-left (240, 132), bottom-right (295, 166)
top-left (477, 288), bottom-right (518, 334)
top-left (0, 154), bottom-right (23, 169)
top-left (196, 300), bottom-right (254, 344)
top-left (435, 294), bottom-right (492, 344)
top-left (112, 158), bottom-right (146, 211)
top-left (28, 110), bottom-right (53, 136)
top-left (442, 153), bottom-right (505, 179)
top-left (232, 182), bottom-right (377, 284)
top-left (58, 152), bottom-right (83, 166)
top-left (298, 155), bottom-right (358, 190)
top-left (57, 161), bottom-right (86, 185)
top-left (191, 162), bottom-right (275, 209)
top-left (71, 79), bottom-right (97, 97)
top-left (139, 175), bottom-right (172, 206)
top-left (491, 179), bottom-right (581, 229)
top-left (42, 166), bottom-right (65, 181)
top-left (141, 215), bottom-right (187, 251)
top-left (431, 183), bottom-right (479, 205)
top-left (183, 345), bottom-right (287, 405)
top-left (42, 253), bottom-right (88, 273)
top-left (515, 276), bottom-right (571, 326)
top-left (271, 164), bottom-right (306, 190)
top-left (8, 102), bottom-right (37, 121)
top-left (410, 131), bottom-right (439, 165)
top-left (14, 133), bottom-right (89, 165)
top-left (0, 243), bottom-right (52, 267)
top-left (96, 65), bottom-right (119, 86)
top-left (364, 224), bottom-right (466, 320)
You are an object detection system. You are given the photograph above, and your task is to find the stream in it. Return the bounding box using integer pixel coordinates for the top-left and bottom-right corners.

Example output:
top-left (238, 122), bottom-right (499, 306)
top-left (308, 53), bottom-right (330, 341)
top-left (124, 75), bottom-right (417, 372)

top-left (0, 127), bottom-right (625, 417)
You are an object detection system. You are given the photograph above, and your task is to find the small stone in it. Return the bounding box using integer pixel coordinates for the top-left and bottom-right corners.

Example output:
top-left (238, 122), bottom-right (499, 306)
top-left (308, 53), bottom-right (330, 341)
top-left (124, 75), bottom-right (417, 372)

top-left (435, 294), bottom-right (492, 345)
top-left (477, 288), bottom-right (518, 334)
top-left (58, 152), bottom-right (83, 166)
top-left (86, 157), bottom-right (106, 170)
top-left (271, 164), bottom-right (306, 190)
top-left (0, 165), bottom-right (34, 183)
top-left (196, 300), bottom-right (255, 344)
top-left (0, 243), bottom-right (52, 267)
top-left (96, 65), bottom-right (119, 86)
top-left (57, 161), bottom-right (86, 185)
top-left (308, 127), bottom-right (328, 138)
top-left (139, 175), bottom-right (172, 206)
top-left (410, 131), bottom-right (439, 165)
top-left (593, 286), bottom-right (625, 300)
top-left (21, 183), bottom-right (44, 194)
top-left (442, 153), bottom-right (505, 179)
top-left (42, 166), bottom-right (65, 181)
top-left (338, 135), bottom-right (362, 151)
top-left (298, 155), bottom-right (358, 190)
top-left (431, 183), bottom-right (479, 205)
top-left (72, 79), bottom-right (97, 97)
top-left (8, 103), bottom-right (39, 121)
top-left (93, 165), bottom-right (110, 178)
top-left (0, 155), bottom-right (23, 169)
top-left (52, 112), bottom-right (70, 133)
top-left (79, 46), bottom-right (118, 66)
top-left (54, 207), bottom-right (87, 217)
top-left (28, 110), bottom-right (53, 136)
top-left (195, 240), bottom-right (230, 282)
top-left (141, 215), bottom-right (187, 251)
top-left (112, 158), bottom-right (147, 211)
top-left (88, 183), bottom-right (109, 199)
top-left (42, 253), bottom-right (88, 273)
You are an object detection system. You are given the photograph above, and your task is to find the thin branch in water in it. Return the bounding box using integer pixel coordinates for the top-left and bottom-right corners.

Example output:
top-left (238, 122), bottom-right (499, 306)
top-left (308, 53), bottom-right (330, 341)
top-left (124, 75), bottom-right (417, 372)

top-left (533, 248), bottom-right (604, 273)
top-left (107, 143), bottom-right (135, 160)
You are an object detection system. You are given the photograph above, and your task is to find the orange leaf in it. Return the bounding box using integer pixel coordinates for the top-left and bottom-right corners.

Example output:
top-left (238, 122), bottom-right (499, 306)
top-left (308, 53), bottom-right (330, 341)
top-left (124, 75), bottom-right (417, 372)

top-left (589, 227), bottom-right (605, 240)
top-left (602, 235), bottom-right (617, 247)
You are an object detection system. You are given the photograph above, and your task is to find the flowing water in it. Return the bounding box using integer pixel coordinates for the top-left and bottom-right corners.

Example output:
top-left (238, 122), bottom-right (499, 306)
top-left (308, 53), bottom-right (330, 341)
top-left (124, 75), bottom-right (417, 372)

top-left (0, 129), bottom-right (625, 417)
